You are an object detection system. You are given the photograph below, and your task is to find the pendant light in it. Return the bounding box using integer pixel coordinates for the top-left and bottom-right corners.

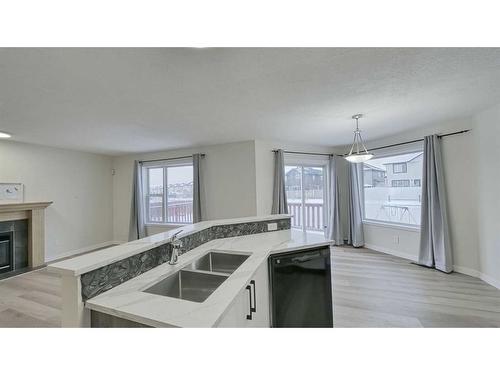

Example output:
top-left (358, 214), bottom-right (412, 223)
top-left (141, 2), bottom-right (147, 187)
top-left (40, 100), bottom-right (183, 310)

top-left (345, 114), bottom-right (373, 163)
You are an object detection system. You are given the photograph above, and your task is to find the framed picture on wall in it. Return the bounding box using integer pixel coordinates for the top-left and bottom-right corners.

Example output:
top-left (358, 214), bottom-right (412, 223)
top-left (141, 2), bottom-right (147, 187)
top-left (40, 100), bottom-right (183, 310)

top-left (0, 183), bottom-right (24, 204)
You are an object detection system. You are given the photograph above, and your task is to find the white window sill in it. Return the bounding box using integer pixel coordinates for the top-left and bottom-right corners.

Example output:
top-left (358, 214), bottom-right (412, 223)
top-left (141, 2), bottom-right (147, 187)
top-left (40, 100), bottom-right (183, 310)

top-left (362, 220), bottom-right (420, 233)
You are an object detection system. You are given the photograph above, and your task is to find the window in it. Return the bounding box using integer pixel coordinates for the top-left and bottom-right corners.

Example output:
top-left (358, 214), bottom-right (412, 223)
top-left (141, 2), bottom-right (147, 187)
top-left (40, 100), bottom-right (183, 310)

top-left (284, 163), bottom-right (326, 233)
top-left (393, 162), bottom-right (407, 174)
top-left (391, 179), bottom-right (410, 187)
top-left (143, 161), bottom-right (193, 224)
top-left (363, 151), bottom-right (423, 226)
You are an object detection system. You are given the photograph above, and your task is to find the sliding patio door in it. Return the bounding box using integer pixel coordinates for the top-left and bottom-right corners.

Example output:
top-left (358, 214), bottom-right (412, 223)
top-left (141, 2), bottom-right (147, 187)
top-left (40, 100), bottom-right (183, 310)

top-left (284, 164), bottom-right (326, 233)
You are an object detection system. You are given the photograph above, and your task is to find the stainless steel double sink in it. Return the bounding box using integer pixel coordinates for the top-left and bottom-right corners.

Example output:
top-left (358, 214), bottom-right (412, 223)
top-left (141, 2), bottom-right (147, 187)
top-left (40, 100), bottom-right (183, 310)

top-left (143, 251), bottom-right (250, 303)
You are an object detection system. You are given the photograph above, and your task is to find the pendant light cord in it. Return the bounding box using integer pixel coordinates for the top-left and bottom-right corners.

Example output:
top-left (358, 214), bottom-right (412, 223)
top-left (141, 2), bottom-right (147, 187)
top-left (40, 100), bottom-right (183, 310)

top-left (348, 115), bottom-right (369, 156)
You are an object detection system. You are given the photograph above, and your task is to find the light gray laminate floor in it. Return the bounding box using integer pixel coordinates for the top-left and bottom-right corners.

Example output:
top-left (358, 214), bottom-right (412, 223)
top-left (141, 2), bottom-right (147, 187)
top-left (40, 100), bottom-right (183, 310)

top-left (0, 268), bottom-right (61, 327)
top-left (332, 247), bottom-right (500, 327)
top-left (1, 247), bottom-right (500, 327)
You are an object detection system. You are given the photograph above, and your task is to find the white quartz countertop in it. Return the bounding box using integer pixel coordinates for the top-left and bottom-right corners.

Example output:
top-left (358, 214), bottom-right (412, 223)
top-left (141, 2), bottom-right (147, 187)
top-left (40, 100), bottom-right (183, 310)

top-left (48, 214), bottom-right (291, 276)
top-left (85, 229), bottom-right (332, 328)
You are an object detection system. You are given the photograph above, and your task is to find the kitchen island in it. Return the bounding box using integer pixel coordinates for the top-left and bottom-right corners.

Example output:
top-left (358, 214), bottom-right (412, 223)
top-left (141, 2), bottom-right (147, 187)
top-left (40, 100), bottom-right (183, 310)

top-left (49, 215), bottom-right (333, 327)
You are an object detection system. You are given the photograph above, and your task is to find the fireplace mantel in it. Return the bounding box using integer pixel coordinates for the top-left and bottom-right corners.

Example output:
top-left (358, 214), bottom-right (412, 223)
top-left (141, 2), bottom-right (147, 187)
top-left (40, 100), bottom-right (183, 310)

top-left (0, 201), bottom-right (52, 213)
top-left (0, 201), bottom-right (53, 268)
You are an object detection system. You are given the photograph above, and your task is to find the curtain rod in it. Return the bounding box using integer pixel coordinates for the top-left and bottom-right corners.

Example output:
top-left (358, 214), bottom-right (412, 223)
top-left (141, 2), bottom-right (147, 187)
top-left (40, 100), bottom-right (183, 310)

top-left (340, 129), bottom-right (471, 156)
top-left (272, 129), bottom-right (470, 158)
top-left (272, 150), bottom-right (335, 157)
top-left (138, 154), bottom-right (205, 164)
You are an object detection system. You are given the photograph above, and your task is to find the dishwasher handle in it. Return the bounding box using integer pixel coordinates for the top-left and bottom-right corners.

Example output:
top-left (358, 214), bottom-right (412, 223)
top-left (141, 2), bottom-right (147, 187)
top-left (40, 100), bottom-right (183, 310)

top-left (291, 253), bottom-right (324, 263)
top-left (273, 249), bottom-right (329, 267)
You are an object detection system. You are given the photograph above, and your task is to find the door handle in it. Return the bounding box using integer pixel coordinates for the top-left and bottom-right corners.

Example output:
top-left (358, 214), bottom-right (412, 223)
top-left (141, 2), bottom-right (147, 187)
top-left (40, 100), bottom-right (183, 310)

top-left (246, 285), bottom-right (252, 320)
top-left (250, 280), bottom-right (256, 313)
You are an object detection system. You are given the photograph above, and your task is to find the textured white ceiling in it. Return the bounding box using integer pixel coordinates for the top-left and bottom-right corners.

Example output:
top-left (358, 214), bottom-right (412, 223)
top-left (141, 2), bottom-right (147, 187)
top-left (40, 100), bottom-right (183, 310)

top-left (1, 48), bottom-right (500, 155)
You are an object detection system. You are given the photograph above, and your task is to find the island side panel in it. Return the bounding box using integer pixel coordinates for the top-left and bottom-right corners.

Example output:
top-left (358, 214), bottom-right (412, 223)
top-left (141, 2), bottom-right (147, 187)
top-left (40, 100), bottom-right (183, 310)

top-left (61, 274), bottom-right (90, 327)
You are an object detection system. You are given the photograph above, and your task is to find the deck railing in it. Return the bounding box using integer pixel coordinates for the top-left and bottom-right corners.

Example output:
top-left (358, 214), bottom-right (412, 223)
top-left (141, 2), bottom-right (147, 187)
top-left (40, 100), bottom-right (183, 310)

top-left (149, 200), bottom-right (324, 230)
top-left (148, 200), bottom-right (193, 224)
top-left (287, 202), bottom-right (324, 232)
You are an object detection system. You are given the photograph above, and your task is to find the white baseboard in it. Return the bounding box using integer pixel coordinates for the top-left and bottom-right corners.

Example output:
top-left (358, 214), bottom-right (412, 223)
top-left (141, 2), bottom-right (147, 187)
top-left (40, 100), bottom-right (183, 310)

top-left (364, 243), bottom-right (419, 262)
top-left (480, 272), bottom-right (500, 290)
top-left (453, 265), bottom-right (481, 278)
top-left (45, 240), bottom-right (124, 263)
top-left (364, 243), bottom-right (500, 290)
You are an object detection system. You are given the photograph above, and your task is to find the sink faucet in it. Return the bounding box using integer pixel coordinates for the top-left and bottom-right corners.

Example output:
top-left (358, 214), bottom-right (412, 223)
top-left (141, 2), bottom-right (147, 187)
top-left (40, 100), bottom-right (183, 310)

top-left (169, 230), bottom-right (184, 265)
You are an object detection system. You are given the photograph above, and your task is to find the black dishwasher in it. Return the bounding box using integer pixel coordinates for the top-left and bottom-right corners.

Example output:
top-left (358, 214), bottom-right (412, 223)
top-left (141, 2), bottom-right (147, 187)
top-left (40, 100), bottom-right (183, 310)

top-left (269, 246), bottom-right (333, 327)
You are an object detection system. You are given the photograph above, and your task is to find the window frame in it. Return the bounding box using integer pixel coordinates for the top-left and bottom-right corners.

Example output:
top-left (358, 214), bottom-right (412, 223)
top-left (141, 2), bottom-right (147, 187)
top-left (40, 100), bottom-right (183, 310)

top-left (142, 158), bottom-right (194, 225)
top-left (284, 154), bottom-right (329, 234)
top-left (361, 148), bottom-right (423, 230)
top-left (144, 166), bottom-right (166, 223)
top-left (392, 162), bottom-right (407, 174)
top-left (391, 179), bottom-right (411, 187)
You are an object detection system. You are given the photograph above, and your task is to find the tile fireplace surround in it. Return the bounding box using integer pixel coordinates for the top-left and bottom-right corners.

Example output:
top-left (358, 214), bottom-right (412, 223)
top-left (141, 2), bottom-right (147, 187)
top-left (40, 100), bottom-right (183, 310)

top-left (0, 220), bottom-right (28, 274)
top-left (0, 202), bottom-right (52, 269)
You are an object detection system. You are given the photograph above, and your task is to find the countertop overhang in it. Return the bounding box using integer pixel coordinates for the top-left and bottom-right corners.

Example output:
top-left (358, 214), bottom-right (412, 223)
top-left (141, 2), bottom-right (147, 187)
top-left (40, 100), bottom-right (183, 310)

top-left (48, 214), bottom-right (292, 277)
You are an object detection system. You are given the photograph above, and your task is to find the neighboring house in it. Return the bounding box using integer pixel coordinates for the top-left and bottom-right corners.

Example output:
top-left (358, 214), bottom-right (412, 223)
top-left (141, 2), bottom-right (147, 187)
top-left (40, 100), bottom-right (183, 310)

top-left (285, 167), bottom-right (323, 190)
top-left (384, 152), bottom-right (423, 188)
top-left (149, 181), bottom-right (193, 200)
top-left (363, 164), bottom-right (386, 187)
top-left (168, 181), bottom-right (193, 199)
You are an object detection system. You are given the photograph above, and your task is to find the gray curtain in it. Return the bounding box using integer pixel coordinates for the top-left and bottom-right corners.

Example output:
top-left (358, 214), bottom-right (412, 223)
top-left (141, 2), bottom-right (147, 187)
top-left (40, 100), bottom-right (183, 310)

top-left (129, 160), bottom-right (146, 241)
top-left (347, 162), bottom-right (364, 247)
top-left (192, 153), bottom-right (204, 223)
top-left (326, 155), bottom-right (343, 244)
top-left (418, 135), bottom-right (453, 273)
top-left (271, 149), bottom-right (288, 214)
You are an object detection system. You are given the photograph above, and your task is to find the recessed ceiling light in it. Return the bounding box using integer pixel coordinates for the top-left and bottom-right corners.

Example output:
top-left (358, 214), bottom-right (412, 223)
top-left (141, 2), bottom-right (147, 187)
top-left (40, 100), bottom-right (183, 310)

top-left (0, 131), bottom-right (12, 139)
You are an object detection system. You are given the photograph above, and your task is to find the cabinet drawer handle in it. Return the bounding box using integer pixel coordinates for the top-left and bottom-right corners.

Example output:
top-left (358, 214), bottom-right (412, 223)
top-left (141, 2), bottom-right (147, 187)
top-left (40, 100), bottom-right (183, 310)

top-left (250, 280), bottom-right (256, 313)
top-left (246, 285), bottom-right (252, 320)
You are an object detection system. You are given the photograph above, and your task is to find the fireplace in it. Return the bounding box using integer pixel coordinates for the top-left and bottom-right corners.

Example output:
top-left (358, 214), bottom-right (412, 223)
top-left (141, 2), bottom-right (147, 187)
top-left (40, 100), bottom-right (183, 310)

top-left (0, 231), bottom-right (14, 274)
top-left (0, 220), bottom-right (28, 276)
top-left (0, 201), bottom-right (52, 269)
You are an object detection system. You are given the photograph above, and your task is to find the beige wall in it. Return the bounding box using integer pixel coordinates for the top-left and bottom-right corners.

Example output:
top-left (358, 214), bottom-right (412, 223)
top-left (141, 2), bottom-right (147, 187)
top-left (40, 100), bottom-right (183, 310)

top-left (110, 110), bottom-right (500, 289)
top-left (3, 111), bottom-right (495, 288)
top-left (339, 116), bottom-right (480, 276)
top-left (359, 107), bottom-right (500, 289)
top-left (111, 141), bottom-right (258, 242)
top-left (112, 139), bottom-right (335, 240)
top-left (473, 104), bottom-right (500, 288)
top-left (0, 141), bottom-right (114, 261)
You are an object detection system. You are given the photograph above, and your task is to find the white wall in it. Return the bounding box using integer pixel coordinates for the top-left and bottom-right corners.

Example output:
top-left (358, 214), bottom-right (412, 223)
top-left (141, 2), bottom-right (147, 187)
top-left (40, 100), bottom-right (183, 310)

top-left (1, 115), bottom-right (490, 285)
top-left (112, 139), bottom-right (335, 240)
top-left (111, 141), bottom-right (258, 241)
top-left (337, 116), bottom-right (481, 275)
top-left (109, 111), bottom-right (500, 289)
top-left (0, 141), bottom-right (114, 261)
top-left (473, 104), bottom-right (500, 288)
top-left (0, 114), bottom-right (494, 288)
top-left (363, 223), bottom-right (421, 261)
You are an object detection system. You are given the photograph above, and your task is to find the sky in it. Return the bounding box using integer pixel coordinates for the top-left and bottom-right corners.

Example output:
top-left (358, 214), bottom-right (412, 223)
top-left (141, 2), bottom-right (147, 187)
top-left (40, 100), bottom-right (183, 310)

top-left (149, 166), bottom-right (193, 187)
